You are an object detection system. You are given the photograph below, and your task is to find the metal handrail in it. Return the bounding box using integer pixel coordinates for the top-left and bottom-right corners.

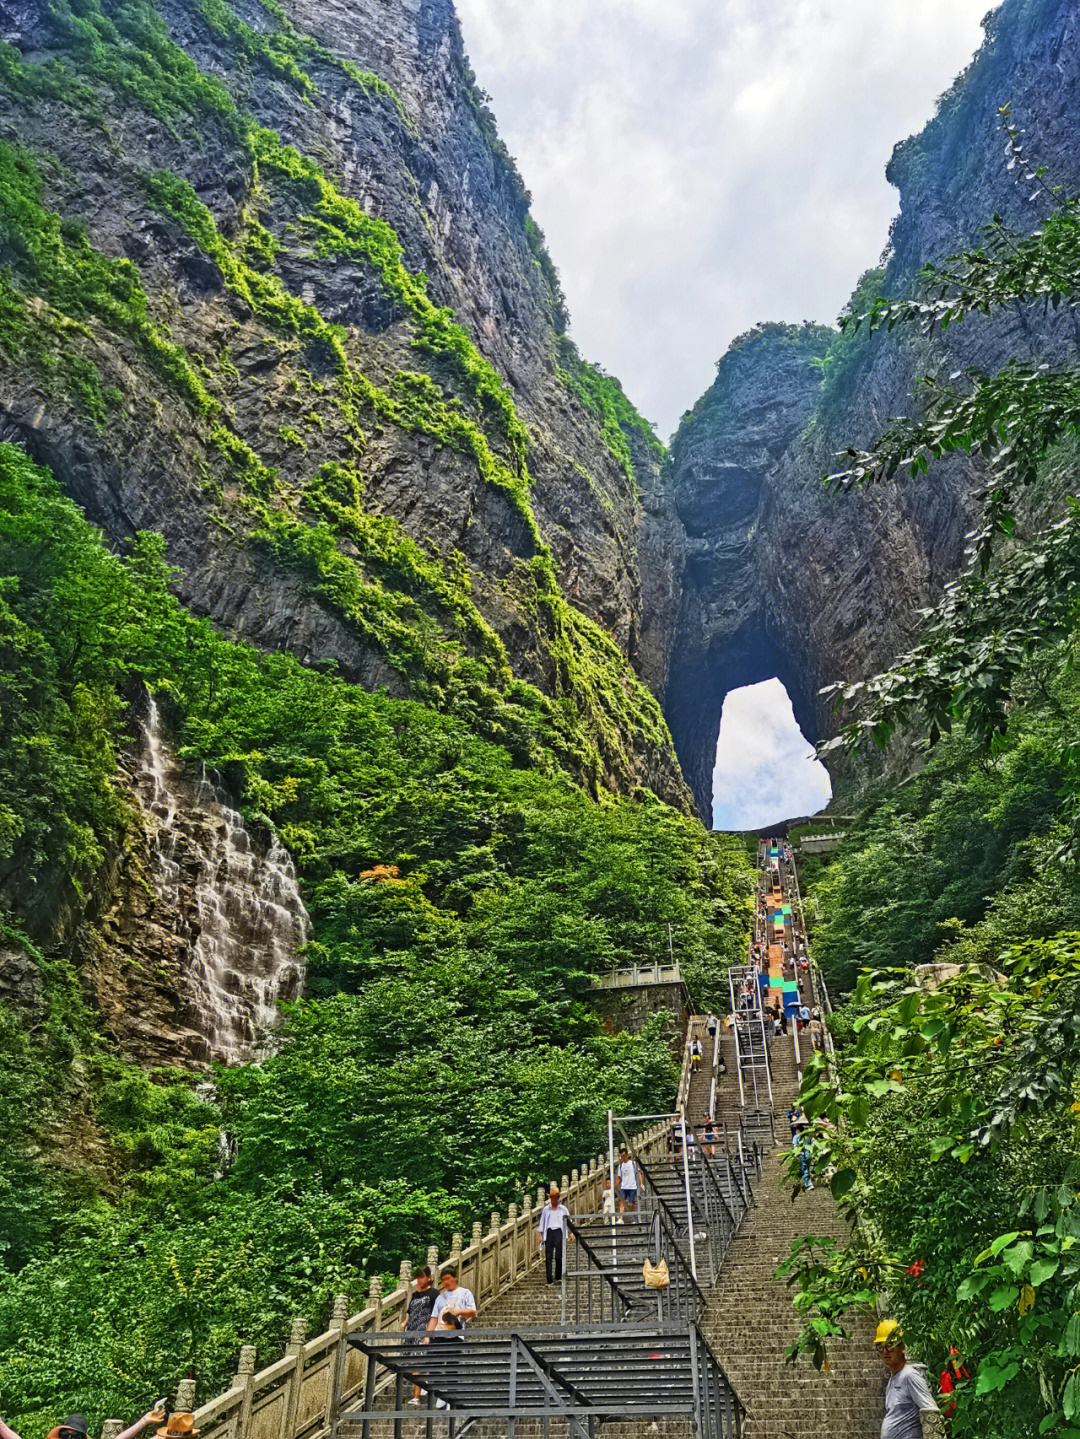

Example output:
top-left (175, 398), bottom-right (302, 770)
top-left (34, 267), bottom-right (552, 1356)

top-left (564, 1205), bottom-right (707, 1325)
top-left (708, 1017), bottom-right (721, 1119)
top-left (632, 1149), bottom-right (697, 1240)
top-left (563, 1214), bottom-right (636, 1323)
top-left (696, 1152), bottom-right (742, 1261)
top-left (675, 1025), bottom-right (696, 1115)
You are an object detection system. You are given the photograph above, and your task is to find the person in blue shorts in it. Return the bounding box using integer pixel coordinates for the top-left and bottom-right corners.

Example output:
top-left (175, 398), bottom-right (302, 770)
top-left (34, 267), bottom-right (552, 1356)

top-left (616, 1147), bottom-right (640, 1212)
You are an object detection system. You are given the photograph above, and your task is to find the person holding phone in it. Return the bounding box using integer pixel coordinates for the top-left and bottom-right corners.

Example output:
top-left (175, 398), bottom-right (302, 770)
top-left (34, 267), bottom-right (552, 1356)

top-left (1, 1402), bottom-right (168, 1439)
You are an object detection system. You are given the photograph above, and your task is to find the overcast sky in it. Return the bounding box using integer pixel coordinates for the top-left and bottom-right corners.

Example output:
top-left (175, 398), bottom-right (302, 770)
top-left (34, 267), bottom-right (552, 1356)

top-left (456, 0), bottom-right (997, 440)
top-left (712, 681), bottom-right (831, 830)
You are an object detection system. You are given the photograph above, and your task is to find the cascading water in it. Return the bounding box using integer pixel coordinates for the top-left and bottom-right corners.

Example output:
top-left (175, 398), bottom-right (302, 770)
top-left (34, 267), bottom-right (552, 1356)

top-left (136, 697), bottom-right (310, 1064)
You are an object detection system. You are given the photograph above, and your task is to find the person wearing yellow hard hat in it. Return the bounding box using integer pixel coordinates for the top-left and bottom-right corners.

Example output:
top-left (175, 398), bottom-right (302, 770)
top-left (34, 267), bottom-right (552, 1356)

top-left (875, 1320), bottom-right (945, 1437)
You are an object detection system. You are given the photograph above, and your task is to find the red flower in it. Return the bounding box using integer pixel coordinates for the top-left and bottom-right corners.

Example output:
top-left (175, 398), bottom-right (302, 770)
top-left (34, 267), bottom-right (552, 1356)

top-left (905, 1260), bottom-right (925, 1277)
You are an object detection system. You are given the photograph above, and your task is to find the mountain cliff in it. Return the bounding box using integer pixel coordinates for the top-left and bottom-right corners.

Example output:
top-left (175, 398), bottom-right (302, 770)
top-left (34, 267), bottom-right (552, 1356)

top-left (0, 0), bottom-right (681, 809)
top-left (0, 0), bottom-right (708, 1072)
top-left (664, 0), bottom-right (1080, 819)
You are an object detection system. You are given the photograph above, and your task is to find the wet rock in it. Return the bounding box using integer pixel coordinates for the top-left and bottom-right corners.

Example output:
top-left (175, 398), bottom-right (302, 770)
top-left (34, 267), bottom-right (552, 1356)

top-left (80, 695), bottom-right (311, 1070)
top-left (0, 942), bottom-right (46, 1021)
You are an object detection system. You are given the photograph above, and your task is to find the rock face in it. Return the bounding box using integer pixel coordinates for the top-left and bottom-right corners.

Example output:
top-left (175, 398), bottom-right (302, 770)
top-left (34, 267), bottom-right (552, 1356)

top-left (662, 0), bottom-right (1080, 819)
top-left (0, 0), bottom-right (684, 808)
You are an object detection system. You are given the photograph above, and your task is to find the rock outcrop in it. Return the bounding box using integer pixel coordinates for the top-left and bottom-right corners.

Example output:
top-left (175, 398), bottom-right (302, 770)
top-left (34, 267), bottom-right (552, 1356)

top-left (662, 0), bottom-right (1080, 819)
top-left (80, 695), bottom-right (310, 1067)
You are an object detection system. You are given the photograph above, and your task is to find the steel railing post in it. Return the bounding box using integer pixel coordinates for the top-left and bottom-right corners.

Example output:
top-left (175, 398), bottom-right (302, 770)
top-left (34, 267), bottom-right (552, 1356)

top-left (680, 1109), bottom-right (698, 1281)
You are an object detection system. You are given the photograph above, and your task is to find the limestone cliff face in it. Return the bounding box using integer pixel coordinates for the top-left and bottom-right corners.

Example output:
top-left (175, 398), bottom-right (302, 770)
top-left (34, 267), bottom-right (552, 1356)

top-left (662, 0), bottom-right (1080, 819)
top-left (0, 0), bottom-right (689, 1065)
top-left (0, 0), bottom-right (683, 807)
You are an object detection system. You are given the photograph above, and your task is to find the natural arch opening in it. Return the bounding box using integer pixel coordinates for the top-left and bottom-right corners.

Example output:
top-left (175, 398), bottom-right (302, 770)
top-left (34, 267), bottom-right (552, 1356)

top-left (711, 678), bottom-right (831, 831)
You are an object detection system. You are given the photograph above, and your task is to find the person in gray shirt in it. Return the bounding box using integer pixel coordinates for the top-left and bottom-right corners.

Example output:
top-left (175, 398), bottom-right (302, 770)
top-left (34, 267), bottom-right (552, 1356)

top-left (876, 1321), bottom-right (944, 1438)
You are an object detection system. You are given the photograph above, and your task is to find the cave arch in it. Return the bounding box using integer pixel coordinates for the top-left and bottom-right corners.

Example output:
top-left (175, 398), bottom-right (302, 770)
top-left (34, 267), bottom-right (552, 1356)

top-left (663, 613), bottom-right (827, 823)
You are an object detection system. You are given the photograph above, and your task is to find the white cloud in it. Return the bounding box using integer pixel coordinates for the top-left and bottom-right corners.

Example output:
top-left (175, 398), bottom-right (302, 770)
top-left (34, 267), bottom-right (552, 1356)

top-left (711, 680), bottom-right (831, 830)
top-left (455, 0), bottom-right (997, 437)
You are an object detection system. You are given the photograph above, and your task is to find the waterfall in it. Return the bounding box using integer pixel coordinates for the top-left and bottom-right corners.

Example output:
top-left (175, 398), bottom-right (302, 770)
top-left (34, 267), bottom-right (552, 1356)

top-left (136, 696), bottom-right (311, 1064)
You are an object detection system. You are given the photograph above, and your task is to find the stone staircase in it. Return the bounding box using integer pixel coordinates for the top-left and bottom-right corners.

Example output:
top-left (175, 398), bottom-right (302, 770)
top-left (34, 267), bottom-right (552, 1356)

top-left (703, 1033), bottom-right (883, 1439)
top-left (343, 1022), bottom-right (883, 1439)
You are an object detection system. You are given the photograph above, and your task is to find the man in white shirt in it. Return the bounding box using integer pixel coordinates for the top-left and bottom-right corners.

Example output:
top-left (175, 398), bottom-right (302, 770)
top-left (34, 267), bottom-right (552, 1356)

top-left (616, 1147), bottom-right (641, 1212)
top-left (427, 1268), bottom-right (477, 1329)
top-left (536, 1185), bottom-right (573, 1284)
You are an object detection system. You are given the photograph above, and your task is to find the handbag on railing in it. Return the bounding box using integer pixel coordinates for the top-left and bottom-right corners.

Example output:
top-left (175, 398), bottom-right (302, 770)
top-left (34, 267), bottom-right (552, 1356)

top-left (642, 1258), bottom-right (670, 1290)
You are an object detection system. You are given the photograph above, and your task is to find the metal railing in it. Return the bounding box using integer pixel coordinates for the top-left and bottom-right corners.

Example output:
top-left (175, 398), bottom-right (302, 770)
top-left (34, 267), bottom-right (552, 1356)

top-left (171, 1118), bottom-right (673, 1439)
top-left (708, 1015), bottom-right (722, 1119)
top-left (342, 1321), bottom-right (746, 1439)
top-left (561, 1204), bottom-right (705, 1328)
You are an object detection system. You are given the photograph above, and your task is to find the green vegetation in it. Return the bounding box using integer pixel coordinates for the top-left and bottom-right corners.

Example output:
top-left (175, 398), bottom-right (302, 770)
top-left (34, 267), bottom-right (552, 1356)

top-left (0, 143), bottom-right (213, 415)
top-left (557, 335), bottom-right (666, 489)
top-left (191, 0), bottom-right (314, 95)
top-left (782, 936), bottom-right (1080, 1438)
top-left (808, 267), bottom-right (885, 419)
top-left (524, 215), bottom-right (569, 332)
top-left (47, 0), bottom-right (241, 130)
top-left (0, 442), bottom-right (751, 1434)
top-left (258, 130), bottom-right (530, 465)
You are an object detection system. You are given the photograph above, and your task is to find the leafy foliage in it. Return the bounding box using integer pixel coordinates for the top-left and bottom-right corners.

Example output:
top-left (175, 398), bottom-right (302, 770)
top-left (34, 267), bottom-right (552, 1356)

top-left (782, 941), bottom-right (1080, 1437)
top-left (556, 336), bottom-right (666, 490)
top-left (0, 441), bottom-right (751, 1433)
top-left (808, 669), bottom-right (1074, 993)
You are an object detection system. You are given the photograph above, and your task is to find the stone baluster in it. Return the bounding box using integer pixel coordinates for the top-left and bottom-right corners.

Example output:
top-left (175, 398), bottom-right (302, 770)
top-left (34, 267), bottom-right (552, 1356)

top-left (101, 1422), bottom-right (123, 1439)
top-left (327, 1294), bottom-right (350, 1439)
top-left (233, 1345), bottom-right (257, 1439)
top-left (368, 1273), bottom-right (384, 1332)
top-left (508, 1202), bottom-right (519, 1280)
top-left (176, 1380), bottom-right (197, 1413)
top-left (280, 1318), bottom-right (307, 1439)
top-left (464, 1221), bottom-right (478, 1296)
top-left (522, 1199), bottom-right (534, 1270)
top-left (427, 1244), bottom-right (439, 1277)
top-left (494, 1208), bottom-right (506, 1300)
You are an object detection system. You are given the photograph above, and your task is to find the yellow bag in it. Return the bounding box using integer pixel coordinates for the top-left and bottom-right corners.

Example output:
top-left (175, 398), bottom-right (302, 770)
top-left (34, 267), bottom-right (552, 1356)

top-left (642, 1258), bottom-right (669, 1290)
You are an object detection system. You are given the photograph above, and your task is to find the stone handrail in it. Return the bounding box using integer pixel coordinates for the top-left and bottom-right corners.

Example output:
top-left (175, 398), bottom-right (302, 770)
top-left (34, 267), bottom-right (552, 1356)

top-left (592, 961), bottom-right (683, 989)
top-left (675, 1017), bottom-right (702, 1116)
top-left (141, 1120), bottom-right (671, 1439)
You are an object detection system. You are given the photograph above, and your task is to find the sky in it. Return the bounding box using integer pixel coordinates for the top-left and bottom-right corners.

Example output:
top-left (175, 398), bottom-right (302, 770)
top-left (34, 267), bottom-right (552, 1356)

top-left (712, 680), bottom-right (831, 830)
top-left (456, 0), bottom-right (997, 439)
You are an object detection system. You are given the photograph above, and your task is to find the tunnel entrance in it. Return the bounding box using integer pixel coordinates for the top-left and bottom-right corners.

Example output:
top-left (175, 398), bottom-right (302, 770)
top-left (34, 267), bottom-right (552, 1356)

top-left (711, 678), bottom-right (831, 831)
